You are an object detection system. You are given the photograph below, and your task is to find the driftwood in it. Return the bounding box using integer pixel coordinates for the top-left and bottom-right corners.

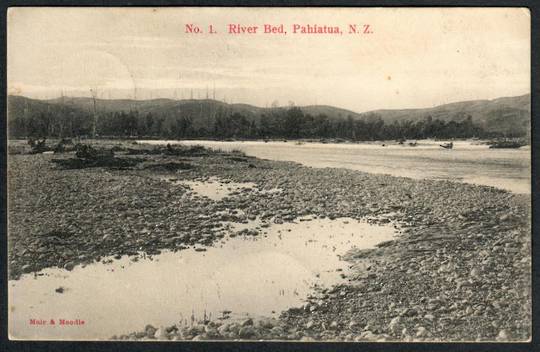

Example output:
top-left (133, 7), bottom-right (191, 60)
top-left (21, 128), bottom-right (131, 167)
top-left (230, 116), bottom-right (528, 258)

top-left (53, 138), bottom-right (75, 153)
top-left (28, 138), bottom-right (50, 154)
top-left (75, 144), bottom-right (114, 160)
top-left (52, 144), bottom-right (141, 169)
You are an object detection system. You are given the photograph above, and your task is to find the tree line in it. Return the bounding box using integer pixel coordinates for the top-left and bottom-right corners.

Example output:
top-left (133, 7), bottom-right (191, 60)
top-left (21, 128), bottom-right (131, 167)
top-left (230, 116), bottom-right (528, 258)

top-left (8, 105), bottom-right (520, 141)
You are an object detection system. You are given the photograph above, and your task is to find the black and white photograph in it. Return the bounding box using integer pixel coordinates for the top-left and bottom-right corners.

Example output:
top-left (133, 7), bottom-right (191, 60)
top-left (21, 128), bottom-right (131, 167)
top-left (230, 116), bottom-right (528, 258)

top-left (5, 7), bottom-right (532, 342)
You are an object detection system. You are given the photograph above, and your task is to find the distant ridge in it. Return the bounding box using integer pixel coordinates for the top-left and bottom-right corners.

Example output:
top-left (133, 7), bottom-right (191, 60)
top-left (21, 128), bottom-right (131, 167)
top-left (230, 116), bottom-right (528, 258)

top-left (8, 93), bottom-right (530, 135)
top-left (367, 94), bottom-right (530, 128)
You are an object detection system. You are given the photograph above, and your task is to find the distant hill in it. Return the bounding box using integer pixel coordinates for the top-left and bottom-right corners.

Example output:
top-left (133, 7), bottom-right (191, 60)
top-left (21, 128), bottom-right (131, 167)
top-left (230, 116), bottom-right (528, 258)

top-left (364, 94), bottom-right (530, 134)
top-left (7, 93), bottom-right (530, 136)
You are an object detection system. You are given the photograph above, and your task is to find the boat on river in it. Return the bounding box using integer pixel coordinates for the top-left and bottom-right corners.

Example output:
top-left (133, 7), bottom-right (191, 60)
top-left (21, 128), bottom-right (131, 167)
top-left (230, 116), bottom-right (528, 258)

top-left (488, 140), bottom-right (526, 149)
top-left (440, 142), bottom-right (453, 149)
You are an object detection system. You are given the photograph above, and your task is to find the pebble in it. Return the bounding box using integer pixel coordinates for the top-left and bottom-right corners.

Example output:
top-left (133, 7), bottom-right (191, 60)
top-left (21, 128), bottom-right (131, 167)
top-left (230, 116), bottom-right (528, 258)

top-left (496, 329), bottom-right (510, 341)
top-left (416, 327), bottom-right (428, 338)
top-left (145, 324), bottom-right (156, 338)
top-left (388, 317), bottom-right (401, 333)
top-left (241, 318), bottom-right (253, 327)
top-left (63, 262), bottom-right (75, 271)
top-left (154, 327), bottom-right (168, 339)
top-left (238, 326), bottom-right (256, 338)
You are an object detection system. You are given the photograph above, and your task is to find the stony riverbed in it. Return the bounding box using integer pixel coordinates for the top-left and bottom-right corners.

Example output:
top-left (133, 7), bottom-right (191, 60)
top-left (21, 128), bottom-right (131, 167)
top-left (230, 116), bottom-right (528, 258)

top-left (7, 141), bottom-right (531, 341)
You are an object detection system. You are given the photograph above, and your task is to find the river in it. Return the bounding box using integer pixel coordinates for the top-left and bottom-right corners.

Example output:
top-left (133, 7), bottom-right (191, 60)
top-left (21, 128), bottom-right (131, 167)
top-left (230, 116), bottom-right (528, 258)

top-left (140, 139), bottom-right (531, 194)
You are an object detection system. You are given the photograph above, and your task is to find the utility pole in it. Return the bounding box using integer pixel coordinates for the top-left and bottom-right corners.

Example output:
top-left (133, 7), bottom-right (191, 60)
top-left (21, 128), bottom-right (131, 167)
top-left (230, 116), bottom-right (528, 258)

top-left (210, 83), bottom-right (217, 131)
top-left (90, 88), bottom-right (98, 138)
top-left (175, 74), bottom-right (181, 100)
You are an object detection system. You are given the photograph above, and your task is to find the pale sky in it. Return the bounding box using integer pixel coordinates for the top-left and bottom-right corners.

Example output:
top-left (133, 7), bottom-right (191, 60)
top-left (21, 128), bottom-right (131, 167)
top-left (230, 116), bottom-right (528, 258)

top-left (8, 7), bottom-right (530, 112)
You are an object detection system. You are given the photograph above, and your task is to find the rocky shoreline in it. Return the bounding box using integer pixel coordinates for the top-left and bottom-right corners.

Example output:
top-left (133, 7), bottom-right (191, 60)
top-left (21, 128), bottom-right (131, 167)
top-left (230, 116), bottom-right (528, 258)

top-left (7, 140), bottom-right (531, 341)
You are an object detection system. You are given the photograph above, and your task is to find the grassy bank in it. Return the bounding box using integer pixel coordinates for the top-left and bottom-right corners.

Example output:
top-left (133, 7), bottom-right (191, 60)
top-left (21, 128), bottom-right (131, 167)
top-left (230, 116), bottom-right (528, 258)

top-left (7, 140), bottom-right (530, 341)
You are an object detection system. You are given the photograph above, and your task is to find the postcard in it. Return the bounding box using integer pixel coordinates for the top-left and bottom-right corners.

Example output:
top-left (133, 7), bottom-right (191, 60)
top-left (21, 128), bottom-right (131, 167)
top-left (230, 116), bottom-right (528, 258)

top-left (6, 7), bottom-right (531, 342)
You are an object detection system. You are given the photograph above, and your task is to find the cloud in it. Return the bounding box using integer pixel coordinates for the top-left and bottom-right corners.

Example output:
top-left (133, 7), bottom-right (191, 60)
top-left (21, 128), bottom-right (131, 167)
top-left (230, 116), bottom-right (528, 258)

top-left (7, 7), bottom-right (530, 111)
